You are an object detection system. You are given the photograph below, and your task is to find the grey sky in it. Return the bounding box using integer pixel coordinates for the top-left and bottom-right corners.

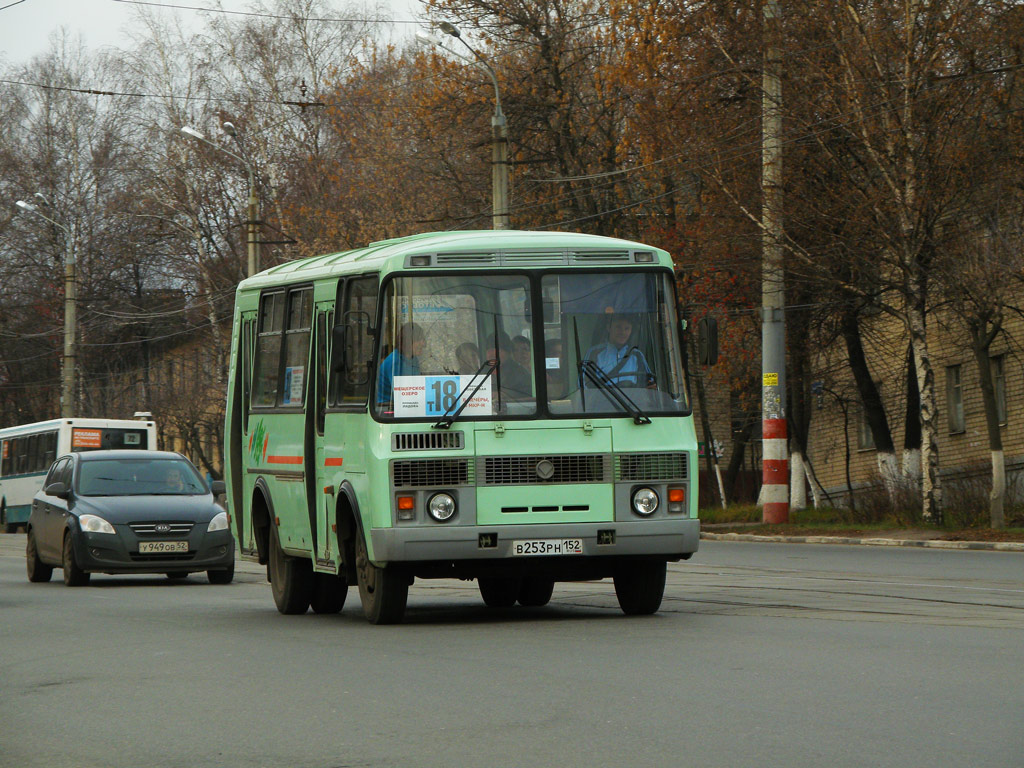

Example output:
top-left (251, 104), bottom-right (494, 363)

top-left (0, 0), bottom-right (423, 66)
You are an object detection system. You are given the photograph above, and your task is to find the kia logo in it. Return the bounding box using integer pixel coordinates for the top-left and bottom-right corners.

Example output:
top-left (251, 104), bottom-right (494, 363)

top-left (154, 523), bottom-right (171, 534)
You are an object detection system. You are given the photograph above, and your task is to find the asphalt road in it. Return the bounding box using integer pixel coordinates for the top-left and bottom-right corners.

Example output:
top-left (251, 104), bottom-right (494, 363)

top-left (0, 533), bottom-right (1021, 768)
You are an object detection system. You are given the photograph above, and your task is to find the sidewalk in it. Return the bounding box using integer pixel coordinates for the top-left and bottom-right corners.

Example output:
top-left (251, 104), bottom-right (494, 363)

top-left (700, 529), bottom-right (1024, 552)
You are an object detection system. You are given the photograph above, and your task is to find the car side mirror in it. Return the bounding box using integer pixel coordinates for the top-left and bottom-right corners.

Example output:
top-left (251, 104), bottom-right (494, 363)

top-left (210, 480), bottom-right (226, 495)
top-left (44, 482), bottom-right (69, 500)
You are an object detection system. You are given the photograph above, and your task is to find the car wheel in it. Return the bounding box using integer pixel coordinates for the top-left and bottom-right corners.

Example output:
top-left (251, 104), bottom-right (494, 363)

top-left (478, 577), bottom-right (521, 608)
top-left (26, 530), bottom-right (53, 583)
top-left (62, 533), bottom-right (90, 587)
top-left (518, 577), bottom-right (554, 607)
top-left (207, 560), bottom-right (234, 585)
top-left (310, 572), bottom-right (347, 614)
top-left (354, 529), bottom-right (408, 624)
top-left (165, 572), bottom-right (189, 580)
top-left (268, 523), bottom-right (312, 614)
top-left (613, 561), bottom-right (666, 615)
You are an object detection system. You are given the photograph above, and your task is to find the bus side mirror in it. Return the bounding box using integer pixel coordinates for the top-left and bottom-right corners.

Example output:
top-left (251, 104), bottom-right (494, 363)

top-left (697, 316), bottom-right (718, 366)
top-left (44, 482), bottom-right (69, 499)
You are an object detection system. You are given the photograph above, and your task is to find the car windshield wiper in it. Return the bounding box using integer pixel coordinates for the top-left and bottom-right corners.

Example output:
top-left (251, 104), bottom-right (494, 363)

top-left (433, 358), bottom-right (499, 429)
top-left (579, 359), bottom-right (652, 425)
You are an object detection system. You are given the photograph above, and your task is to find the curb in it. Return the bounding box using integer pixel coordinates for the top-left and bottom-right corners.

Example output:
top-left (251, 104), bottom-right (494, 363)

top-left (700, 532), bottom-right (1024, 552)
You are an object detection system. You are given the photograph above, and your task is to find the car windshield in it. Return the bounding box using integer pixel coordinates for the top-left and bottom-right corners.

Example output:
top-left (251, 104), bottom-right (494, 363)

top-left (76, 458), bottom-right (207, 497)
top-left (373, 270), bottom-right (689, 420)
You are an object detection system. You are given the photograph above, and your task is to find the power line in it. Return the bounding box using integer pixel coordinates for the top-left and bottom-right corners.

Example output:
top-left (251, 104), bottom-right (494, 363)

top-left (110, 0), bottom-right (420, 24)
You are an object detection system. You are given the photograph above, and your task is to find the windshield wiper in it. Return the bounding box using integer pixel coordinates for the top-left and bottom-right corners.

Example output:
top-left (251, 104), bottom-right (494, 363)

top-left (433, 358), bottom-right (499, 429)
top-left (579, 360), bottom-right (652, 425)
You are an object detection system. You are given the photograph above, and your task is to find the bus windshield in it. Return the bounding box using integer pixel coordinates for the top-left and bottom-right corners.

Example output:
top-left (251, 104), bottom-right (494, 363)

top-left (373, 271), bottom-right (689, 420)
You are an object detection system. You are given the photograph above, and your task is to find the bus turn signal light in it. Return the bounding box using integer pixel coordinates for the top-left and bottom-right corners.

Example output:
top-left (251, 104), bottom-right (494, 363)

top-left (668, 488), bottom-right (686, 513)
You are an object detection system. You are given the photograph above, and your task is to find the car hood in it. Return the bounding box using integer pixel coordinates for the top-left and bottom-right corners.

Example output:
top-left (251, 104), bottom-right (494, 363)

top-left (72, 494), bottom-right (222, 524)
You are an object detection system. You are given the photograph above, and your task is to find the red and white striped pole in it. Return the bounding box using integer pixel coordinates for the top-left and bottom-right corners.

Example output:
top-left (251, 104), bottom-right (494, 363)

top-left (761, 0), bottom-right (788, 524)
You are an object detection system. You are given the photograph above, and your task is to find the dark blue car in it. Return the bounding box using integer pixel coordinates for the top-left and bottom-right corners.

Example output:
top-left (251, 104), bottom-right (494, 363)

top-left (26, 450), bottom-right (234, 586)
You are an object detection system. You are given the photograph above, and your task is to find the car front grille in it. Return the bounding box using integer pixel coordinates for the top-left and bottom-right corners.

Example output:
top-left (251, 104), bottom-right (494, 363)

top-left (129, 552), bottom-right (197, 562)
top-left (128, 521), bottom-right (195, 536)
top-left (480, 455), bottom-right (609, 485)
top-left (615, 452), bottom-right (689, 481)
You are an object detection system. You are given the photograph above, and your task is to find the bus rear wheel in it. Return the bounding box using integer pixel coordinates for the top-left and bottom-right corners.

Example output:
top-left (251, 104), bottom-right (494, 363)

top-left (613, 561), bottom-right (667, 615)
top-left (518, 577), bottom-right (554, 607)
top-left (478, 577), bottom-right (521, 608)
top-left (354, 531), bottom-right (407, 625)
top-left (269, 523), bottom-right (312, 614)
top-left (310, 572), bottom-right (347, 614)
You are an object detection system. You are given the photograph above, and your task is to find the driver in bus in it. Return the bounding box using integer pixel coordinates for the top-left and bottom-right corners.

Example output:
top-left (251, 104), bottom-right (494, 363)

top-left (584, 313), bottom-right (655, 388)
top-left (377, 322), bottom-right (426, 405)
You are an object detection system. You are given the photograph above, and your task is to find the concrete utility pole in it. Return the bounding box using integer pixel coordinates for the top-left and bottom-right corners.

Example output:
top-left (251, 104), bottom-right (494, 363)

top-left (16, 197), bottom-right (76, 418)
top-left (761, 0), bottom-right (788, 523)
top-left (431, 22), bottom-right (511, 230)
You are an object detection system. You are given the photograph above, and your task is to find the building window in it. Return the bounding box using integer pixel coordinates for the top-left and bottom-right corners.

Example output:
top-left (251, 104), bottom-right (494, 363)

top-left (992, 355), bottom-right (1007, 426)
top-left (857, 406), bottom-right (875, 450)
top-left (946, 365), bottom-right (965, 433)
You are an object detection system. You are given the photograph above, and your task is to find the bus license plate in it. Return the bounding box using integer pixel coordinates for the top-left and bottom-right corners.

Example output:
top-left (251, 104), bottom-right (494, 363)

top-left (512, 539), bottom-right (583, 556)
top-left (139, 541), bottom-right (188, 554)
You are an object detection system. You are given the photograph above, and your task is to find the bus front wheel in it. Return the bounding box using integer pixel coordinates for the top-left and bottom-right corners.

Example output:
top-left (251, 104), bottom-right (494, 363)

top-left (613, 561), bottom-right (667, 615)
top-left (354, 531), bottom-right (408, 625)
top-left (478, 577), bottom-right (521, 608)
top-left (269, 523), bottom-right (312, 614)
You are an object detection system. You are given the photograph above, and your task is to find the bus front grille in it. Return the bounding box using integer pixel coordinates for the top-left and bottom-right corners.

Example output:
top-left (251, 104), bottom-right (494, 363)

top-left (392, 459), bottom-right (473, 488)
top-left (392, 431), bottom-right (465, 451)
top-left (480, 455), bottom-right (609, 485)
top-left (615, 453), bottom-right (689, 481)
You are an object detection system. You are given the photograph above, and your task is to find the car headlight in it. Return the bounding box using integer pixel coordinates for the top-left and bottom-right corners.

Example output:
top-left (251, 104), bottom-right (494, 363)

top-left (79, 514), bottom-right (116, 534)
top-left (427, 493), bottom-right (456, 522)
top-left (631, 488), bottom-right (659, 516)
top-left (207, 511), bottom-right (229, 532)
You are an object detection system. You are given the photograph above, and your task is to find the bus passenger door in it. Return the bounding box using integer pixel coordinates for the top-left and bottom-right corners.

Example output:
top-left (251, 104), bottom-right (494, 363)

top-left (310, 303), bottom-right (334, 567)
top-left (228, 311), bottom-right (257, 554)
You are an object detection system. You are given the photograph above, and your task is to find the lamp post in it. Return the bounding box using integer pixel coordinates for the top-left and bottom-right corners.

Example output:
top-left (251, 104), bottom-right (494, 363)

top-left (420, 24), bottom-right (511, 229)
top-left (16, 195), bottom-right (76, 418)
top-left (180, 125), bottom-right (260, 277)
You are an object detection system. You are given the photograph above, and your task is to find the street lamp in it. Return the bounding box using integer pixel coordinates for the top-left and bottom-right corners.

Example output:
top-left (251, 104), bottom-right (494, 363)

top-left (419, 23), bottom-right (511, 229)
top-left (180, 124), bottom-right (260, 277)
top-left (15, 196), bottom-right (77, 418)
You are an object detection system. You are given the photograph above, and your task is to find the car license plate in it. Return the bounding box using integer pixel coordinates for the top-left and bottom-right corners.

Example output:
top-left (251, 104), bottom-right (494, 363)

top-left (512, 539), bottom-right (583, 556)
top-left (138, 541), bottom-right (188, 554)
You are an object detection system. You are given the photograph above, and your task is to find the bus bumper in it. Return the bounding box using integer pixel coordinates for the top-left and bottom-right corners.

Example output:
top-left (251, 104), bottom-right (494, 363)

top-left (370, 518), bottom-right (700, 564)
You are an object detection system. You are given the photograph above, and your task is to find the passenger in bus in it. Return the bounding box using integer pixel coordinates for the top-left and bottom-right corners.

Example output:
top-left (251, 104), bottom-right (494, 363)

top-left (585, 314), bottom-right (654, 388)
top-left (455, 342), bottom-right (480, 374)
top-left (377, 322), bottom-right (426, 405)
top-left (512, 335), bottom-right (532, 373)
top-left (485, 332), bottom-right (532, 400)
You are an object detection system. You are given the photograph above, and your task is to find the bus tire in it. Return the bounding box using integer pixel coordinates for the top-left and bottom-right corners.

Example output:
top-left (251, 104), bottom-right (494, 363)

top-left (310, 572), bottom-right (348, 614)
top-left (26, 530), bottom-right (53, 583)
top-left (478, 577), bottom-right (520, 608)
top-left (354, 530), bottom-right (407, 625)
top-left (62, 533), bottom-right (90, 587)
top-left (518, 577), bottom-right (554, 607)
top-left (613, 561), bottom-right (666, 615)
top-left (269, 523), bottom-right (312, 614)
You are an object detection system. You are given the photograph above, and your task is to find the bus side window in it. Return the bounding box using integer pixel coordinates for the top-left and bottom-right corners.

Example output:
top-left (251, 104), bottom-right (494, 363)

top-left (281, 288), bottom-right (313, 407)
top-left (332, 276), bottom-right (378, 406)
top-left (1, 440), bottom-right (8, 476)
top-left (253, 292), bottom-right (285, 407)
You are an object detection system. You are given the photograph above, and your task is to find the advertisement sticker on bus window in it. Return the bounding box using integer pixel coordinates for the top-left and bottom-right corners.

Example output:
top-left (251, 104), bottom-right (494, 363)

top-left (72, 429), bottom-right (102, 448)
top-left (282, 366), bottom-right (305, 405)
top-left (394, 375), bottom-right (492, 417)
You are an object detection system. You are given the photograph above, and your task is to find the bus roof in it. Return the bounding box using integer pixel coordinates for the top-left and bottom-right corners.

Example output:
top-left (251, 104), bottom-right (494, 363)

top-left (0, 418), bottom-right (155, 438)
top-left (237, 230), bottom-right (673, 291)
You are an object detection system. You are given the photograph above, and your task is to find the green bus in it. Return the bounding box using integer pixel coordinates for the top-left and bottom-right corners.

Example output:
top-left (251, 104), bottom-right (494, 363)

top-left (224, 230), bottom-right (707, 623)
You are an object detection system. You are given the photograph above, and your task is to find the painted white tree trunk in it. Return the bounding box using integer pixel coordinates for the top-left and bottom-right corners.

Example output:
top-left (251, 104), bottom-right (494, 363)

top-left (790, 450), bottom-right (808, 510)
top-left (877, 450), bottom-right (899, 501)
top-left (902, 448), bottom-right (921, 481)
top-left (990, 450), bottom-right (1006, 529)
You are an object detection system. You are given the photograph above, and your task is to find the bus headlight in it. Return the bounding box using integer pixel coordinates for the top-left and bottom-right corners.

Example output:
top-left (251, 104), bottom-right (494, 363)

top-left (631, 488), bottom-right (659, 516)
top-left (79, 514), bottom-right (116, 534)
top-left (427, 493), bottom-right (456, 522)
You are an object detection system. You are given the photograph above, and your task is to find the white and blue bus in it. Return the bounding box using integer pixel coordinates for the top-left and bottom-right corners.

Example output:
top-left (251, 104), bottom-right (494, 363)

top-left (0, 418), bottom-right (158, 532)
